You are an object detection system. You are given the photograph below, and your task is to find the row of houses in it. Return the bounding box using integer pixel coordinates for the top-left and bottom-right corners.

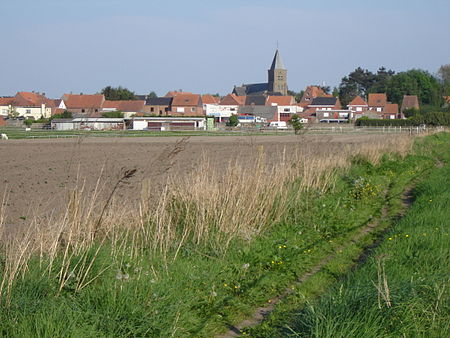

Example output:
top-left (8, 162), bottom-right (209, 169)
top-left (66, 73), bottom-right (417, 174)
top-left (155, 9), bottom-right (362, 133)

top-left (0, 88), bottom-right (420, 126)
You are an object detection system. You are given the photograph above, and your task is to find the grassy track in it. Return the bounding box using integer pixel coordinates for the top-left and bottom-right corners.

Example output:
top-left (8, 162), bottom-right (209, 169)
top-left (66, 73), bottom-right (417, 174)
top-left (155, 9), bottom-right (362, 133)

top-left (0, 133), bottom-right (448, 337)
top-left (248, 133), bottom-right (450, 337)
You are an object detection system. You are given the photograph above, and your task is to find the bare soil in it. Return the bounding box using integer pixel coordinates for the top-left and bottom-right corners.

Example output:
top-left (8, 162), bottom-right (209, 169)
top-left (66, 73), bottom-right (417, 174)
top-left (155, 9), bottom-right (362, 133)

top-left (0, 134), bottom-right (390, 230)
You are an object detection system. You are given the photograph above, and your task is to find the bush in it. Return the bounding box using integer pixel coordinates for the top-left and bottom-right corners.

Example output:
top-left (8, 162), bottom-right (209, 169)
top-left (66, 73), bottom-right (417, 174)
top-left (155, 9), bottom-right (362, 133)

top-left (102, 111), bottom-right (124, 118)
top-left (226, 114), bottom-right (239, 127)
top-left (355, 119), bottom-right (415, 127)
top-left (51, 111), bottom-right (73, 119)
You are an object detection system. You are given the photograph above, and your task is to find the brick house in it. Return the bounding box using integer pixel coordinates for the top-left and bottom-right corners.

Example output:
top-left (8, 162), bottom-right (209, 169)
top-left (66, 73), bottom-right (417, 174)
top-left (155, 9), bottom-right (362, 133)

top-left (298, 86), bottom-right (327, 108)
top-left (62, 94), bottom-right (105, 116)
top-left (401, 95), bottom-right (419, 113)
top-left (170, 93), bottom-right (204, 116)
top-left (368, 93), bottom-right (388, 113)
top-left (266, 95), bottom-right (298, 122)
top-left (143, 97), bottom-right (173, 115)
top-left (347, 96), bottom-right (368, 113)
top-left (102, 100), bottom-right (145, 118)
top-left (368, 93), bottom-right (401, 119)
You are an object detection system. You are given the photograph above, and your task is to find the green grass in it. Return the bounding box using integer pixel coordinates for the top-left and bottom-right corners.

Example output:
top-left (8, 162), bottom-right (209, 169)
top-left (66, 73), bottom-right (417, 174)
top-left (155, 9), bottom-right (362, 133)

top-left (0, 133), bottom-right (448, 337)
top-left (248, 133), bottom-right (450, 337)
top-left (0, 126), bottom-right (289, 139)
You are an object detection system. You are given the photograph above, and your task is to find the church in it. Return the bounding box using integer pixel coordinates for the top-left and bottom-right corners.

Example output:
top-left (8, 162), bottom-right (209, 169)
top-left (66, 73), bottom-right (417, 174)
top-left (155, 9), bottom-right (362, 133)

top-left (232, 49), bottom-right (288, 96)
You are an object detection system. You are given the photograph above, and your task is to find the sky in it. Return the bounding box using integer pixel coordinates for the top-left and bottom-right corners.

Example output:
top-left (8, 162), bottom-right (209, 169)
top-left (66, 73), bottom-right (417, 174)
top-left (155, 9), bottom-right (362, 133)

top-left (1, 0), bottom-right (449, 98)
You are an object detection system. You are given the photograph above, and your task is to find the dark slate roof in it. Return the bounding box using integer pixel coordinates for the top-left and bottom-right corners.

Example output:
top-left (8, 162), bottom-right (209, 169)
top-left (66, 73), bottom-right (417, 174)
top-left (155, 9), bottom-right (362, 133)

top-left (245, 95), bottom-right (267, 106)
top-left (233, 83), bottom-right (269, 96)
top-left (269, 49), bottom-right (286, 70)
top-left (146, 97), bottom-right (173, 106)
top-left (310, 97), bottom-right (337, 106)
top-left (233, 86), bottom-right (247, 96)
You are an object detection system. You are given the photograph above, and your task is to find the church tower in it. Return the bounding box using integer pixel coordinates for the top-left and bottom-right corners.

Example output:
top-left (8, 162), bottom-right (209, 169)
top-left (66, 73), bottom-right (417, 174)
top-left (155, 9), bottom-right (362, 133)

top-left (268, 49), bottom-right (288, 95)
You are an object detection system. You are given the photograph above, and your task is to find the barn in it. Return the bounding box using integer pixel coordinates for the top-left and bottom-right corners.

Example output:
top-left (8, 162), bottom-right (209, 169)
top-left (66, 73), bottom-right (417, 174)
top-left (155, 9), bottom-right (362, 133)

top-left (51, 118), bottom-right (125, 131)
top-left (130, 117), bottom-right (206, 131)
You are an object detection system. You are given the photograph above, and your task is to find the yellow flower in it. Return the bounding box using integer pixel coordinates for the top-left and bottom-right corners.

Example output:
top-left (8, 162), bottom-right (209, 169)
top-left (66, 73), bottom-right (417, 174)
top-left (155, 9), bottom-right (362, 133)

top-left (388, 238), bottom-right (393, 240)
top-left (405, 234), bottom-right (409, 238)
top-left (224, 283), bottom-right (228, 287)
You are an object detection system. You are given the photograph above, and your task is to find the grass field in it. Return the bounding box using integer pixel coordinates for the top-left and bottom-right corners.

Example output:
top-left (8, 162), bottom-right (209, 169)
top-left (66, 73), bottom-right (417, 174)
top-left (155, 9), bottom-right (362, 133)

top-left (247, 133), bottom-right (450, 337)
top-left (0, 133), bottom-right (448, 337)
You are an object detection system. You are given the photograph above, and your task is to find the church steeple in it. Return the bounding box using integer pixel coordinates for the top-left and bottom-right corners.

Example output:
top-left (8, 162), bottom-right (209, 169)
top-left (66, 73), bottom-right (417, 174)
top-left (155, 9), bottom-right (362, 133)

top-left (268, 49), bottom-right (288, 95)
top-left (269, 49), bottom-right (286, 71)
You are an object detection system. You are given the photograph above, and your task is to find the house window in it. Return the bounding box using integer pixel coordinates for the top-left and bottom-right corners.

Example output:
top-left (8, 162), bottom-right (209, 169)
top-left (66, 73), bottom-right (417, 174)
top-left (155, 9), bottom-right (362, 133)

top-left (150, 107), bottom-right (154, 112)
top-left (191, 107), bottom-right (195, 112)
top-left (376, 107), bottom-right (382, 112)
top-left (176, 107), bottom-right (184, 113)
top-left (82, 109), bottom-right (85, 113)
top-left (26, 109), bottom-right (31, 114)
top-left (324, 112), bottom-right (329, 117)
top-left (390, 115), bottom-right (395, 119)
top-left (356, 107), bottom-right (362, 112)
top-left (284, 108), bottom-right (290, 112)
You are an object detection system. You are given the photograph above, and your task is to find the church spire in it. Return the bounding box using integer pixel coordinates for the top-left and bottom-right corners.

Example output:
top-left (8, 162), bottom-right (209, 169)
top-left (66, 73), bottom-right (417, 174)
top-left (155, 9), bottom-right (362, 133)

top-left (269, 49), bottom-right (286, 70)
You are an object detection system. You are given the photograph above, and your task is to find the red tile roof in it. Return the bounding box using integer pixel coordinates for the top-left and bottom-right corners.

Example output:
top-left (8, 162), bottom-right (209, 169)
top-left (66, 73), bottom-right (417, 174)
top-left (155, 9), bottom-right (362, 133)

top-left (368, 93), bottom-right (387, 107)
top-left (219, 94), bottom-right (244, 106)
top-left (401, 95), bottom-right (419, 111)
top-left (299, 86), bottom-right (326, 105)
top-left (171, 94), bottom-right (201, 107)
top-left (13, 92), bottom-right (55, 107)
top-left (385, 103), bottom-right (398, 115)
top-left (348, 96), bottom-right (368, 106)
top-left (62, 94), bottom-right (105, 109)
top-left (0, 97), bottom-right (14, 106)
top-left (202, 94), bottom-right (219, 105)
top-left (266, 95), bottom-right (295, 106)
top-left (164, 91), bottom-right (193, 97)
top-left (103, 100), bottom-right (145, 112)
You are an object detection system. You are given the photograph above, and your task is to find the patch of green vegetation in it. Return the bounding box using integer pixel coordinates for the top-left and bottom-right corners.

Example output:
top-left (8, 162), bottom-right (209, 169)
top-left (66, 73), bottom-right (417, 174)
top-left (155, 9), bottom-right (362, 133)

top-left (248, 132), bottom-right (450, 337)
top-left (0, 134), bottom-right (448, 337)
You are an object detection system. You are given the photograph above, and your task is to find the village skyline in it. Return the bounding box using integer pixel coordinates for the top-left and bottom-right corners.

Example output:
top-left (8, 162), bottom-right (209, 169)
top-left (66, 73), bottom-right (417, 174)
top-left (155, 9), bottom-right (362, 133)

top-left (1, 0), bottom-right (449, 98)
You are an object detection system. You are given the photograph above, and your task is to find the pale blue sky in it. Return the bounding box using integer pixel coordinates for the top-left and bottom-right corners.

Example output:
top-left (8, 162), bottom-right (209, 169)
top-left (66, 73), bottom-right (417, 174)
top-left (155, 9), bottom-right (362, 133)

top-left (1, 0), bottom-right (449, 98)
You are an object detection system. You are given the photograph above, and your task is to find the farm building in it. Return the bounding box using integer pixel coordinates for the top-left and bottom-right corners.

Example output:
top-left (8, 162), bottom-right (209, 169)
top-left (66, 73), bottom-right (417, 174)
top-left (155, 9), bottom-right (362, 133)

top-left (130, 117), bottom-right (207, 131)
top-left (51, 118), bottom-right (125, 131)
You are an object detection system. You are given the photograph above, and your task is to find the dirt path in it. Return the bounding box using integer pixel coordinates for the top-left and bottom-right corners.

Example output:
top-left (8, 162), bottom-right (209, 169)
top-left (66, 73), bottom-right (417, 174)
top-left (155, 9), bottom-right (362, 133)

top-left (217, 186), bottom-right (415, 337)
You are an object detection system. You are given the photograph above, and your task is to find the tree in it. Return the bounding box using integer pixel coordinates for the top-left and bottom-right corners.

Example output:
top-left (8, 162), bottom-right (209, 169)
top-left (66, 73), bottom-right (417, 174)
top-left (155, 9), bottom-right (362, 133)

top-left (101, 86), bottom-right (136, 100)
top-left (437, 64), bottom-right (450, 96)
top-left (332, 87), bottom-right (339, 97)
top-left (147, 91), bottom-right (158, 99)
top-left (7, 106), bottom-right (19, 119)
top-left (24, 119), bottom-right (33, 127)
top-left (319, 85), bottom-right (331, 94)
top-left (287, 90), bottom-right (304, 103)
top-left (289, 114), bottom-right (304, 134)
top-left (226, 114), bottom-right (239, 127)
top-left (369, 67), bottom-right (395, 93)
top-left (338, 67), bottom-right (395, 106)
top-left (386, 69), bottom-right (441, 106)
top-left (338, 67), bottom-right (376, 106)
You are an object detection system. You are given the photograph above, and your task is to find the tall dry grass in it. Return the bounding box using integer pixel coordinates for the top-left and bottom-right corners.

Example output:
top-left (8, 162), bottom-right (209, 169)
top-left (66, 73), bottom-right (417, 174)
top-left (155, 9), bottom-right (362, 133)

top-left (0, 134), bottom-right (415, 301)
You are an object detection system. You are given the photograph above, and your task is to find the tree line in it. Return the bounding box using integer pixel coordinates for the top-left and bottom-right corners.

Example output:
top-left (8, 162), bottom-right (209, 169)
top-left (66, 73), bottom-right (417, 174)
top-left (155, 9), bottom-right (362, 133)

top-left (338, 65), bottom-right (450, 108)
